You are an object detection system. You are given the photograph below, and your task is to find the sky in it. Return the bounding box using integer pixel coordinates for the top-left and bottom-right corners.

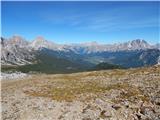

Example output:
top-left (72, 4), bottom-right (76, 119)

top-left (1, 1), bottom-right (160, 44)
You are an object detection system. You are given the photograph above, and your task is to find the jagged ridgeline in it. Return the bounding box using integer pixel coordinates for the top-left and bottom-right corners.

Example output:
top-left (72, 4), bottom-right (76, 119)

top-left (1, 36), bottom-right (160, 73)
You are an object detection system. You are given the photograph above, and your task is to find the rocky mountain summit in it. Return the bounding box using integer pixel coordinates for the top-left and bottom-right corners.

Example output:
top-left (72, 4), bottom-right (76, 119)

top-left (30, 36), bottom-right (64, 51)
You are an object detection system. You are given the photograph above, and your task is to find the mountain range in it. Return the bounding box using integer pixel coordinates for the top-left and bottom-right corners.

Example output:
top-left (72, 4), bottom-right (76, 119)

top-left (1, 35), bottom-right (160, 73)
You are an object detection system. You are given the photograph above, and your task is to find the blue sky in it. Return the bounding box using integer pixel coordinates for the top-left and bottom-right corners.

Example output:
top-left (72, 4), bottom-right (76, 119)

top-left (2, 1), bottom-right (160, 44)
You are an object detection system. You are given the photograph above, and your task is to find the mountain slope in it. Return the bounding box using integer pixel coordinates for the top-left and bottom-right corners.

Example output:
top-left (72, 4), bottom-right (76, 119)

top-left (85, 49), bottom-right (160, 68)
top-left (1, 36), bottom-right (35, 65)
top-left (2, 49), bottom-right (89, 74)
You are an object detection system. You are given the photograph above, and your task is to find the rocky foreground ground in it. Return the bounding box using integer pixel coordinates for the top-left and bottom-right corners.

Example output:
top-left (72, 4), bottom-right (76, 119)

top-left (1, 65), bottom-right (160, 120)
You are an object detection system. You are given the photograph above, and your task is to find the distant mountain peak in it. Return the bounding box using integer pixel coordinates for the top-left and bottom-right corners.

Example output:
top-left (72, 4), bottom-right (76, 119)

top-left (7, 35), bottom-right (29, 47)
top-left (30, 36), bottom-right (64, 51)
top-left (31, 36), bottom-right (49, 50)
top-left (9, 35), bottom-right (25, 43)
top-left (126, 39), bottom-right (150, 50)
top-left (35, 36), bottom-right (46, 42)
top-left (32, 36), bottom-right (48, 45)
top-left (131, 39), bottom-right (148, 44)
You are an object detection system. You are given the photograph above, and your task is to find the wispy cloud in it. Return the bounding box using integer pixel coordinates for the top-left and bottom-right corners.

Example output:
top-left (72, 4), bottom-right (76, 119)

top-left (40, 3), bottom-right (159, 33)
top-left (80, 17), bottom-right (158, 32)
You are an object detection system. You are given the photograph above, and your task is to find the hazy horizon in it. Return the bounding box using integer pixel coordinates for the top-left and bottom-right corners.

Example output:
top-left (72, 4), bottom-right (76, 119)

top-left (2, 1), bottom-right (159, 44)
